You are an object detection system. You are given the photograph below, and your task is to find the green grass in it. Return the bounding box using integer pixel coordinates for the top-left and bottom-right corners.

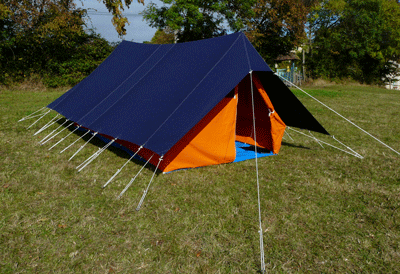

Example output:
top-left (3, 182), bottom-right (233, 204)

top-left (1, 85), bottom-right (399, 273)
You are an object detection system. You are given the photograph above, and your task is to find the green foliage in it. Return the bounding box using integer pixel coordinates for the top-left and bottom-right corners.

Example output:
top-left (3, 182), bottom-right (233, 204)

top-left (149, 28), bottom-right (176, 44)
top-left (101, 0), bottom-right (144, 37)
top-left (308, 0), bottom-right (400, 84)
top-left (143, 0), bottom-right (256, 42)
top-left (244, 0), bottom-right (313, 64)
top-left (0, 0), bottom-right (115, 87)
top-left (142, 0), bottom-right (314, 64)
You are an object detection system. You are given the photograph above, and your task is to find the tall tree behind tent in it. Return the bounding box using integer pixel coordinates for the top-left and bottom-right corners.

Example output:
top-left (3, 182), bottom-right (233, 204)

top-left (307, 0), bottom-right (400, 84)
top-left (142, 0), bottom-right (315, 63)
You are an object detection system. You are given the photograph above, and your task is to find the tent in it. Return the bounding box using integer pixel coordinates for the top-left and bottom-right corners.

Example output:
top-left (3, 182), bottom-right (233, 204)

top-left (45, 32), bottom-right (328, 173)
top-left (21, 32), bottom-right (398, 273)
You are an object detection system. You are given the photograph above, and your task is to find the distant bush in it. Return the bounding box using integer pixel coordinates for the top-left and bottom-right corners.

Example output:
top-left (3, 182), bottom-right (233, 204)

top-left (0, 1), bottom-right (116, 88)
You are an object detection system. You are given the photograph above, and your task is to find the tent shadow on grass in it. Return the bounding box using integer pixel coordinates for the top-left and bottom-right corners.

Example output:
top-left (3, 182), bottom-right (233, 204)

top-left (48, 120), bottom-right (162, 174)
top-left (281, 141), bottom-right (311, 150)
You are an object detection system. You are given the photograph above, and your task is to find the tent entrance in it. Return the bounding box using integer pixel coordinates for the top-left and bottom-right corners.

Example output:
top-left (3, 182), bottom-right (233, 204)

top-left (235, 73), bottom-right (286, 154)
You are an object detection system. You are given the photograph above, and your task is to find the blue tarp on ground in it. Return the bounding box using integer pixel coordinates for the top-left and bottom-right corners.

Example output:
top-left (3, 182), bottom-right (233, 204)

top-left (233, 141), bottom-right (275, 162)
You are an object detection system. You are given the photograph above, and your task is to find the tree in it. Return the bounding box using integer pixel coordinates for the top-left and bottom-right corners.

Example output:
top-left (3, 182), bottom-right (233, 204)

top-left (149, 27), bottom-right (176, 44)
top-left (0, 0), bottom-right (115, 86)
top-left (142, 0), bottom-right (316, 64)
top-left (308, 0), bottom-right (400, 84)
top-left (142, 0), bottom-right (255, 42)
top-left (100, 0), bottom-right (144, 37)
top-left (244, 0), bottom-right (315, 64)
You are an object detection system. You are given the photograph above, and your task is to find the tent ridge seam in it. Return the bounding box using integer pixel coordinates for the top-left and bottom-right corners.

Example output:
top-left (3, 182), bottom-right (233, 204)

top-left (242, 34), bottom-right (252, 71)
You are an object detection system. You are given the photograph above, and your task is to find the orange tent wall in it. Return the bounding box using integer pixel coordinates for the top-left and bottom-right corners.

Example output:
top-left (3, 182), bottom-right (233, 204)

top-left (159, 89), bottom-right (239, 173)
top-left (104, 72), bottom-right (285, 172)
top-left (235, 73), bottom-right (286, 154)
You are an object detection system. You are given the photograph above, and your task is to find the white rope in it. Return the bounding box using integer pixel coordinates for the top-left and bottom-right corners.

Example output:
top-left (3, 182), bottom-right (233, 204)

top-left (103, 146), bottom-right (143, 188)
top-left (23, 113), bottom-right (48, 121)
top-left (48, 126), bottom-right (80, 150)
top-left (40, 120), bottom-right (73, 145)
top-left (60, 129), bottom-right (90, 154)
top-left (136, 155), bottom-right (163, 211)
top-left (250, 71), bottom-right (266, 273)
top-left (309, 130), bottom-right (324, 148)
top-left (34, 114), bottom-right (60, 136)
top-left (19, 106), bottom-right (46, 122)
top-left (117, 154), bottom-right (154, 200)
top-left (76, 148), bottom-right (100, 168)
top-left (287, 127), bottom-right (364, 159)
top-left (39, 119), bottom-right (70, 144)
top-left (332, 135), bottom-right (363, 159)
top-left (68, 132), bottom-right (98, 161)
top-left (27, 109), bottom-right (50, 129)
top-left (284, 129), bottom-right (294, 141)
top-left (276, 74), bottom-right (400, 156)
top-left (77, 138), bottom-right (117, 172)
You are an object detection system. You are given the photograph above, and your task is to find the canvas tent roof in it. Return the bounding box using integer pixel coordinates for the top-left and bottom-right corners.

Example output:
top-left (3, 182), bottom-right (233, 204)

top-left (47, 32), bottom-right (328, 162)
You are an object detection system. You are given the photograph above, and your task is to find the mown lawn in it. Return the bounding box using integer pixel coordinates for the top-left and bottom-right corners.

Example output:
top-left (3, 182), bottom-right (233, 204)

top-left (0, 84), bottom-right (399, 273)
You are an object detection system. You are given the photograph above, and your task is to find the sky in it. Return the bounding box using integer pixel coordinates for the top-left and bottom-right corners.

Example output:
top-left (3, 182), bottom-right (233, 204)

top-left (77, 0), bottom-right (164, 43)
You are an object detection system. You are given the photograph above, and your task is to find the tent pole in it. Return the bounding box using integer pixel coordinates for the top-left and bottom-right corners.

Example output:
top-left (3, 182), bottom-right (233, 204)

top-left (19, 106), bottom-right (46, 122)
top-left (48, 126), bottom-right (80, 150)
top-left (250, 71), bottom-right (266, 273)
top-left (77, 138), bottom-right (117, 172)
top-left (103, 146), bottom-right (143, 188)
top-left (60, 130), bottom-right (90, 154)
top-left (117, 154), bottom-right (154, 199)
top-left (136, 156), bottom-right (163, 211)
top-left (68, 132), bottom-right (98, 161)
top-left (27, 109), bottom-right (51, 129)
top-left (34, 114), bottom-right (60, 136)
top-left (40, 121), bottom-right (74, 145)
top-left (276, 73), bottom-right (400, 157)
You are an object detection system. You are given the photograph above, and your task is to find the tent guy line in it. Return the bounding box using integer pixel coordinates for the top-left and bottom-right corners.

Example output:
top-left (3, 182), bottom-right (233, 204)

top-left (60, 129), bottom-right (90, 154)
top-left (69, 131), bottom-right (98, 161)
top-left (286, 127), bottom-right (363, 159)
top-left (103, 145), bottom-right (143, 189)
top-left (27, 109), bottom-right (50, 129)
top-left (39, 118), bottom-right (70, 145)
top-left (277, 73), bottom-right (400, 156)
top-left (249, 70), bottom-right (266, 273)
top-left (19, 106), bottom-right (46, 122)
top-left (34, 114), bottom-right (60, 136)
top-left (49, 126), bottom-right (81, 151)
top-left (136, 155), bottom-right (164, 211)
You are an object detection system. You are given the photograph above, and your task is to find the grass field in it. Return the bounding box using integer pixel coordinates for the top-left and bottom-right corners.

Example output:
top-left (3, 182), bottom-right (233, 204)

top-left (1, 84), bottom-right (399, 273)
